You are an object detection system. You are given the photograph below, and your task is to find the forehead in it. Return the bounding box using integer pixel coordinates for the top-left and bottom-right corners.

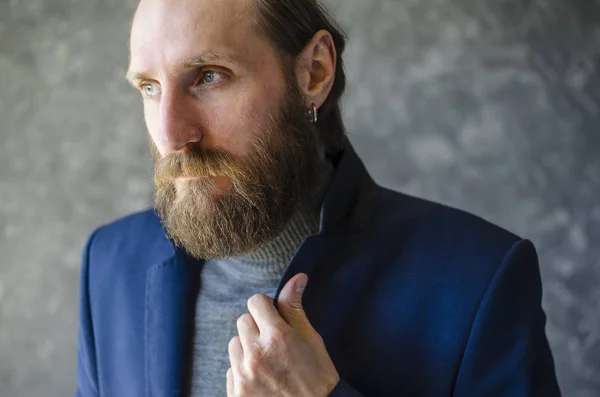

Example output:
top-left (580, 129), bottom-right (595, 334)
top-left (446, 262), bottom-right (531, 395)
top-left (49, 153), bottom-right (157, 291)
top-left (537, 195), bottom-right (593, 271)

top-left (129, 0), bottom-right (269, 76)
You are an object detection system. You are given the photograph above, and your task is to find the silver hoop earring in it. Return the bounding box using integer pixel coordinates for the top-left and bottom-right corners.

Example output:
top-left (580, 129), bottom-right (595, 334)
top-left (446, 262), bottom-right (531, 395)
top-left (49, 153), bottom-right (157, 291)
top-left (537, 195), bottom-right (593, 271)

top-left (308, 103), bottom-right (318, 123)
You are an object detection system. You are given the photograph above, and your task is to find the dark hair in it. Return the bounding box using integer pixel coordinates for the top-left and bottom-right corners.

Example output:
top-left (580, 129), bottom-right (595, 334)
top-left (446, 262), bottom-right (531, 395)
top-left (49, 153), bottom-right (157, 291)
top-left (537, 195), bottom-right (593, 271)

top-left (252, 0), bottom-right (348, 157)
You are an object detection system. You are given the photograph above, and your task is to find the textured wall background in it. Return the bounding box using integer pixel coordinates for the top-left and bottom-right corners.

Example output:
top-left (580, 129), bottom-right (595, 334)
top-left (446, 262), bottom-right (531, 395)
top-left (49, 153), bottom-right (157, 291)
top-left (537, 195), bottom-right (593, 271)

top-left (0, 0), bottom-right (598, 396)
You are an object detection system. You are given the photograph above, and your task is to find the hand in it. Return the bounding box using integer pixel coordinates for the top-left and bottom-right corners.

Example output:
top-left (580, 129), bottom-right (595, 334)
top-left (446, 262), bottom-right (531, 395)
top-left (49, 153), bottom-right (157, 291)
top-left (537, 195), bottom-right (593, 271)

top-left (227, 273), bottom-right (340, 397)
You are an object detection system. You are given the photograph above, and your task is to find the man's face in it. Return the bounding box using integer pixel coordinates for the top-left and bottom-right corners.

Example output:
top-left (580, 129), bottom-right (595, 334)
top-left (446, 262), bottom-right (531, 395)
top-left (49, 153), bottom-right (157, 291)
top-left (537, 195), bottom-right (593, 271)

top-left (127, 0), bottom-right (321, 259)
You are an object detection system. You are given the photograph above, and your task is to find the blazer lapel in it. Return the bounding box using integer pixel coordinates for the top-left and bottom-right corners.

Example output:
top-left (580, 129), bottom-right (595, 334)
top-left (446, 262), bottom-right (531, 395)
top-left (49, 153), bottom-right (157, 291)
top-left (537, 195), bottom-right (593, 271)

top-left (145, 249), bottom-right (202, 397)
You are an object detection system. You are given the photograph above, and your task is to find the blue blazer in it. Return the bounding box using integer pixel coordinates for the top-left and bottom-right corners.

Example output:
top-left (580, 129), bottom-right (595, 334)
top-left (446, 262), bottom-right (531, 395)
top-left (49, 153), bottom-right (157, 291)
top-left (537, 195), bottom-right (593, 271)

top-left (76, 141), bottom-right (561, 397)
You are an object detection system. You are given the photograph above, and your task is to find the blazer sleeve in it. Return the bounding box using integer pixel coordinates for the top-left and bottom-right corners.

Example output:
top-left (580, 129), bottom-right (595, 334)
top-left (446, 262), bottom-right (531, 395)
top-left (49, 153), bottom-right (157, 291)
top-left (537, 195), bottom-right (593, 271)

top-left (75, 229), bottom-right (100, 397)
top-left (453, 239), bottom-right (562, 396)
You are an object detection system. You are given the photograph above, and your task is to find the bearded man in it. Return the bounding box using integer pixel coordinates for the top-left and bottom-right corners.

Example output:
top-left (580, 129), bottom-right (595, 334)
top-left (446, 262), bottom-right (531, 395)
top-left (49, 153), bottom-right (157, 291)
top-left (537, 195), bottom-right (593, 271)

top-left (75, 0), bottom-right (562, 396)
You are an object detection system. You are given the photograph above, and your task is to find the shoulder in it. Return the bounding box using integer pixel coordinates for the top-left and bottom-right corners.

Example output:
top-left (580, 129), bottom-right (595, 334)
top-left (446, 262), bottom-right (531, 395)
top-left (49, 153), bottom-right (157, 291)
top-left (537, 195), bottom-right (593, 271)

top-left (91, 207), bottom-right (165, 243)
top-left (366, 187), bottom-right (527, 284)
top-left (375, 187), bottom-right (521, 251)
top-left (85, 208), bottom-right (174, 276)
top-left (351, 186), bottom-right (541, 329)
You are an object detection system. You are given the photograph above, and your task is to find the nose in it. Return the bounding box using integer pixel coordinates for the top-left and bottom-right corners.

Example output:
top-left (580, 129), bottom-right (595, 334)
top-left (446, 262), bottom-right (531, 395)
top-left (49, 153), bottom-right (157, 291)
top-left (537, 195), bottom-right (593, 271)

top-left (158, 91), bottom-right (203, 154)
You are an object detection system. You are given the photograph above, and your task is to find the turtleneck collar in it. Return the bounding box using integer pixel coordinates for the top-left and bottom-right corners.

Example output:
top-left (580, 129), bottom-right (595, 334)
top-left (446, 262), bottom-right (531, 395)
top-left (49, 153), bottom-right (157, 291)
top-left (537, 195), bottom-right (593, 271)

top-left (213, 156), bottom-right (335, 277)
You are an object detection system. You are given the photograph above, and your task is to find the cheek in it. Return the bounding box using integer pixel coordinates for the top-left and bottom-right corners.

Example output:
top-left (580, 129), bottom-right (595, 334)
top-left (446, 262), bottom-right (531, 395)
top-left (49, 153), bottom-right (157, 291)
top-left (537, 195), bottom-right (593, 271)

top-left (206, 87), bottom-right (282, 156)
top-left (201, 102), bottom-right (254, 157)
top-left (143, 101), bottom-right (165, 156)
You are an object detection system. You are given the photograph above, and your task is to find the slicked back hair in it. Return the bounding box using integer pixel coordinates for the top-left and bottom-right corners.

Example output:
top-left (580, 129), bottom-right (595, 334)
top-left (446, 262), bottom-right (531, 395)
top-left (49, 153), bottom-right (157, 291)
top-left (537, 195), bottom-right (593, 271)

top-left (251, 0), bottom-right (348, 157)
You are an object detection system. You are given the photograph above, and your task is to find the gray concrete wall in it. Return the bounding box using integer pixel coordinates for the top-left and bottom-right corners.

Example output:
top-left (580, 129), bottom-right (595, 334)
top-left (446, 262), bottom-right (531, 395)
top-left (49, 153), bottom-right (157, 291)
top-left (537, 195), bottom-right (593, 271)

top-left (0, 0), bottom-right (598, 396)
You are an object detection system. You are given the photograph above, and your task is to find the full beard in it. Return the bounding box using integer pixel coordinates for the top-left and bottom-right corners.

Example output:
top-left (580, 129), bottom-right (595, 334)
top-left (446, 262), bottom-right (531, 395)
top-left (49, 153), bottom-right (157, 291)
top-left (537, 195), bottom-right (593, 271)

top-left (151, 81), bottom-right (321, 260)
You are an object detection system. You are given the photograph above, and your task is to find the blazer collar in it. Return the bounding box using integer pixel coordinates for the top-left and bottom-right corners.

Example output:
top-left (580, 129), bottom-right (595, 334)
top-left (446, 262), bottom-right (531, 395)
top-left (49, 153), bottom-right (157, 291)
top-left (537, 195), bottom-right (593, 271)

top-left (273, 138), bottom-right (378, 302)
top-left (318, 138), bottom-right (378, 234)
top-left (145, 249), bottom-right (201, 397)
top-left (144, 138), bottom-right (377, 396)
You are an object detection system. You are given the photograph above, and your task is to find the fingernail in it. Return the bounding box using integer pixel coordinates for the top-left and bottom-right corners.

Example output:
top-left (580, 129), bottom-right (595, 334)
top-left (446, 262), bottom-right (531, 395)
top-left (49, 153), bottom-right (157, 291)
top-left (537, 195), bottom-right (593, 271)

top-left (296, 276), bottom-right (308, 293)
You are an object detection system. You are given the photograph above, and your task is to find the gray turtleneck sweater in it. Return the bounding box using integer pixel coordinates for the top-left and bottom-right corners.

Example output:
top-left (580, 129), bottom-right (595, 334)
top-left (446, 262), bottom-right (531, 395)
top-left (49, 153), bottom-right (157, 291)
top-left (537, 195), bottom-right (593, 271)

top-left (190, 160), bottom-right (334, 397)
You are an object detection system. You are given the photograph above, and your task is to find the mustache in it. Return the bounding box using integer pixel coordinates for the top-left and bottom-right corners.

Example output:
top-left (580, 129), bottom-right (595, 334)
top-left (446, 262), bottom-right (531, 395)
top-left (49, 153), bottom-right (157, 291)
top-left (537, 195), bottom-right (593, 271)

top-left (153, 144), bottom-right (244, 188)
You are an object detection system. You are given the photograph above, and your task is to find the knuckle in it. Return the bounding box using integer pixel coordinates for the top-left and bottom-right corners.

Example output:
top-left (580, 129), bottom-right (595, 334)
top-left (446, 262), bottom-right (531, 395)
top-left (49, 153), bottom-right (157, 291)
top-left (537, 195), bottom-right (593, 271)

top-left (228, 336), bottom-right (240, 350)
top-left (247, 293), bottom-right (268, 309)
top-left (247, 294), bottom-right (261, 308)
top-left (266, 326), bottom-right (288, 346)
top-left (237, 376), bottom-right (251, 393)
top-left (313, 331), bottom-right (325, 344)
top-left (245, 359), bottom-right (261, 379)
top-left (245, 339), bottom-right (261, 356)
top-left (237, 313), bottom-right (253, 327)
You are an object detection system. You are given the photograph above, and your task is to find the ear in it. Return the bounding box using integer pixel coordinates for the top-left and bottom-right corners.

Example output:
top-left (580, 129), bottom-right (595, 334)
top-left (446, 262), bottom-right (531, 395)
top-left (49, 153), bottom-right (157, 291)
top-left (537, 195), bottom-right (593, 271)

top-left (295, 30), bottom-right (337, 109)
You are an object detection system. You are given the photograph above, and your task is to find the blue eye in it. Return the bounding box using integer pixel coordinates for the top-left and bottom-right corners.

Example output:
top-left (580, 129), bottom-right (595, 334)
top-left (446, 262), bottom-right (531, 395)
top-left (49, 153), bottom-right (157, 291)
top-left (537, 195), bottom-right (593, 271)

top-left (142, 83), bottom-right (161, 97)
top-left (200, 71), bottom-right (223, 85)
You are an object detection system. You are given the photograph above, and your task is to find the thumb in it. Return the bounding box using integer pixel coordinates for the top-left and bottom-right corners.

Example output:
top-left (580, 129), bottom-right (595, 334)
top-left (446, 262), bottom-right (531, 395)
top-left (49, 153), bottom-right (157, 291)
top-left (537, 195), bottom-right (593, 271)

top-left (277, 273), bottom-right (313, 337)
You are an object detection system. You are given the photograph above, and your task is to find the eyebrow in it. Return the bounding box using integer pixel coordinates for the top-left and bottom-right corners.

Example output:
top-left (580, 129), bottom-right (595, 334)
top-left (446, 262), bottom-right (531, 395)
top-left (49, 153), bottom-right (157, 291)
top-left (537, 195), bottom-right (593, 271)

top-left (125, 51), bottom-right (241, 84)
